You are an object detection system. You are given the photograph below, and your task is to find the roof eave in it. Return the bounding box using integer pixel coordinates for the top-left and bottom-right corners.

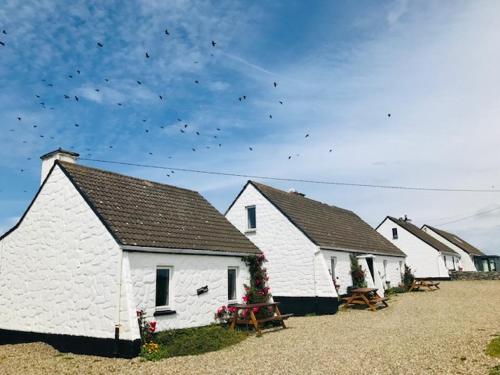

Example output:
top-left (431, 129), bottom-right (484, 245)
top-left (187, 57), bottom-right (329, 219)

top-left (121, 244), bottom-right (260, 257)
top-left (319, 245), bottom-right (406, 258)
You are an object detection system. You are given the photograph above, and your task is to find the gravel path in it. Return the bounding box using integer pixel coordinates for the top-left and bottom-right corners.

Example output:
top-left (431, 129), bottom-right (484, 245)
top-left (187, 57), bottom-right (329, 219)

top-left (1, 280), bottom-right (499, 374)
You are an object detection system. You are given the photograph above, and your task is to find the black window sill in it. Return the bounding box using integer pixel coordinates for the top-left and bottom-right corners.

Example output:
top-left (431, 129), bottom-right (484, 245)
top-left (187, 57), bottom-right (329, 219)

top-left (154, 309), bottom-right (176, 317)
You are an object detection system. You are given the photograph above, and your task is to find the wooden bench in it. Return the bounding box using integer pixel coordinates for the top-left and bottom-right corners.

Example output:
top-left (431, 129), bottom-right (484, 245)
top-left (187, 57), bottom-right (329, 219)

top-left (409, 279), bottom-right (440, 292)
top-left (342, 288), bottom-right (389, 312)
top-left (228, 302), bottom-right (292, 335)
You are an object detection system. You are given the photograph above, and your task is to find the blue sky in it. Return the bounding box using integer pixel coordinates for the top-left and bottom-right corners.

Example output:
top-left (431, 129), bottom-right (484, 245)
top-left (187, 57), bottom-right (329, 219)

top-left (1, 0), bottom-right (500, 255)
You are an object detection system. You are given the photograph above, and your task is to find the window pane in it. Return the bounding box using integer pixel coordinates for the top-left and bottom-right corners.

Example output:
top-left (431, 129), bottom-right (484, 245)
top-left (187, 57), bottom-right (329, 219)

top-left (228, 269), bottom-right (237, 300)
top-left (392, 228), bottom-right (398, 239)
top-left (331, 257), bottom-right (336, 281)
top-left (247, 207), bottom-right (256, 229)
top-left (156, 268), bottom-right (170, 307)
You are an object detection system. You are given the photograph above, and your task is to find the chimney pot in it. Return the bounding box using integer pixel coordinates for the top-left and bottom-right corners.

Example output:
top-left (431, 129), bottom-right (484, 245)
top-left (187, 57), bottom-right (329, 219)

top-left (40, 148), bottom-right (79, 184)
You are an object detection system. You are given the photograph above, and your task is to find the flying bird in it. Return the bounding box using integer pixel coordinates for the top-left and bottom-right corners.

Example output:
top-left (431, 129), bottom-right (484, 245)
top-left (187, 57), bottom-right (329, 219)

top-left (165, 29), bottom-right (170, 35)
top-left (192, 148), bottom-right (196, 152)
top-left (17, 117), bottom-right (21, 121)
top-left (97, 42), bottom-right (103, 47)
top-left (145, 52), bottom-right (150, 58)
top-left (269, 114), bottom-right (273, 119)
top-left (249, 147), bottom-right (253, 151)
top-left (211, 40), bottom-right (216, 47)
top-left (76, 70), bottom-right (81, 74)
top-left (194, 80), bottom-right (199, 84)
top-left (75, 96), bottom-right (79, 101)
top-left (279, 100), bottom-right (283, 104)
top-left (74, 123), bottom-right (79, 127)
top-left (137, 80), bottom-right (142, 85)
top-left (94, 88), bottom-right (100, 92)
top-left (273, 82), bottom-right (277, 87)
top-left (180, 129), bottom-right (185, 133)
top-left (329, 149), bottom-right (333, 152)
top-left (159, 95), bottom-right (163, 100)
top-left (68, 75), bottom-right (73, 79)
top-left (184, 124), bottom-right (188, 128)
top-left (288, 156), bottom-right (292, 159)
top-left (104, 78), bottom-right (109, 82)
top-left (0, 41), bottom-right (5, 47)
top-left (216, 128), bottom-right (220, 131)
top-left (1, 30), bottom-right (6, 34)
top-left (117, 102), bottom-right (122, 106)
top-left (387, 113), bottom-right (391, 118)
top-left (196, 131), bottom-right (200, 135)
top-left (305, 134), bottom-right (309, 138)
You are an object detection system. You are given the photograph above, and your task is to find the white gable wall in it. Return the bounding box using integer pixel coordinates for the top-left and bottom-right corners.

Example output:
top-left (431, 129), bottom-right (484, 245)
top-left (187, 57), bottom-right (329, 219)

top-left (0, 165), bottom-right (136, 339)
top-left (225, 184), bottom-right (337, 298)
top-left (377, 219), bottom-right (449, 278)
top-left (422, 226), bottom-right (477, 271)
top-left (127, 251), bottom-right (250, 330)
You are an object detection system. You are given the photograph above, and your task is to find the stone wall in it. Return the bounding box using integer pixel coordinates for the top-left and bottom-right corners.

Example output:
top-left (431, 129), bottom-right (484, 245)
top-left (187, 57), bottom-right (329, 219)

top-left (449, 271), bottom-right (500, 280)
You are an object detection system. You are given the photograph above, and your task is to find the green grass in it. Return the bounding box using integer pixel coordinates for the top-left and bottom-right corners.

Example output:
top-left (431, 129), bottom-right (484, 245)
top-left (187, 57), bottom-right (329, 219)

top-left (141, 325), bottom-right (248, 361)
top-left (490, 365), bottom-right (500, 375)
top-left (487, 336), bottom-right (500, 358)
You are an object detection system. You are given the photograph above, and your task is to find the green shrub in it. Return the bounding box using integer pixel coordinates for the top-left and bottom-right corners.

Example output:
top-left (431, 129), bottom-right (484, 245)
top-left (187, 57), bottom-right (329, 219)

top-left (350, 255), bottom-right (367, 289)
top-left (154, 324), bottom-right (248, 358)
top-left (490, 365), bottom-right (500, 375)
top-left (487, 336), bottom-right (500, 358)
top-left (402, 265), bottom-right (415, 291)
top-left (385, 286), bottom-right (406, 295)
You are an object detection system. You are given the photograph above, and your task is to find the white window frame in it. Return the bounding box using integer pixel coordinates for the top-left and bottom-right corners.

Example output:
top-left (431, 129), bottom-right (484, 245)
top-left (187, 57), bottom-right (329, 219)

top-left (246, 205), bottom-right (256, 231)
top-left (399, 261), bottom-right (404, 275)
top-left (155, 266), bottom-right (173, 311)
top-left (227, 267), bottom-right (238, 303)
top-left (383, 260), bottom-right (388, 277)
top-left (330, 257), bottom-right (337, 281)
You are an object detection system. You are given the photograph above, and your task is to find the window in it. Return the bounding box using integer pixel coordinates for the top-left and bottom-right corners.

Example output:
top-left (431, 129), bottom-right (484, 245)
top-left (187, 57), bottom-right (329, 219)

top-left (228, 267), bottom-right (237, 301)
top-left (443, 255), bottom-right (447, 267)
top-left (399, 261), bottom-right (404, 274)
top-left (330, 257), bottom-right (337, 281)
top-left (155, 267), bottom-right (171, 309)
top-left (392, 228), bottom-right (398, 240)
top-left (383, 260), bottom-right (388, 276)
top-left (246, 206), bottom-right (256, 230)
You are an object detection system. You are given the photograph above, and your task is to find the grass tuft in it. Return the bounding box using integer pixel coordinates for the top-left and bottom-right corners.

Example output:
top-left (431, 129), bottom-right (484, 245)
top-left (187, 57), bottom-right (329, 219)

top-left (487, 336), bottom-right (500, 358)
top-left (142, 325), bottom-right (248, 360)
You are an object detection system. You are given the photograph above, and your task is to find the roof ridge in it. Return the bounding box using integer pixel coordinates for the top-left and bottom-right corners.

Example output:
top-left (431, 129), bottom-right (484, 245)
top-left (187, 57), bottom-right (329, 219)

top-left (249, 180), bottom-right (354, 214)
top-left (58, 160), bottom-right (200, 195)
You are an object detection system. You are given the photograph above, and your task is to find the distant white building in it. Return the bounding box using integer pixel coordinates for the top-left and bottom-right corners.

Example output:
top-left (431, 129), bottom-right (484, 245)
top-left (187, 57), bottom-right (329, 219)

top-left (225, 181), bottom-right (406, 315)
top-left (0, 149), bottom-right (260, 357)
top-left (421, 225), bottom-right (484, 271)
top-left (377, 216), bottom-right (459, 278)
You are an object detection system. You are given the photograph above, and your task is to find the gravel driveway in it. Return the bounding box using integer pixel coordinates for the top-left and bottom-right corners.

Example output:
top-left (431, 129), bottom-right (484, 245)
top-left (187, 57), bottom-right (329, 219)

top-left (1, 280), bottom-right (499, 375)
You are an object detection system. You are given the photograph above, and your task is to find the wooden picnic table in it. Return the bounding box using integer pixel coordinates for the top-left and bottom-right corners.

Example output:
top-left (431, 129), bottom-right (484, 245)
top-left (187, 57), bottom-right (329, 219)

top-left (228, 302), bottom-right (293, 335)
top-left (341, 287), bottom-right (389, 312)
top-left (409, 279), bottom-right (440, 292)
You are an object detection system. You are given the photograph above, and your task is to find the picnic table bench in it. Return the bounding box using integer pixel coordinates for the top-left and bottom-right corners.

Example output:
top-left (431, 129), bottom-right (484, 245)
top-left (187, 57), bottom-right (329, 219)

top-left (409, 279), bottom-right (440, 292)
top-left (228, 302), bottom-right (293, 335)
top-left (341, 288), bottom-right (389, 312)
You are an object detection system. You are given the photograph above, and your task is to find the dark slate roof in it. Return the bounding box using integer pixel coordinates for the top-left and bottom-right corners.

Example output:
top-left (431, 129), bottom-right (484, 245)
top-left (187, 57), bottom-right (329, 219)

top-left (246, 181), bottom-right (405, 257)
top-left (58, 161), bottom-right (260, 254)
top-left (423, 225), bottom-right (484, 256)
top-left (386, 217), bottom-right (458, 255)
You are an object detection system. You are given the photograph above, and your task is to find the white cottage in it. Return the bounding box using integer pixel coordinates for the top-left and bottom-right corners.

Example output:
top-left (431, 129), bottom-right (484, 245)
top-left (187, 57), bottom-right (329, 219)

top-left (421, 225), bottom-right (484, 271)
top-left (377, 216), bottom-right (459, 278)
top-left (0, 149), bottom-right (260, 357)
top-left (225, 181), bottom-right (406, 315)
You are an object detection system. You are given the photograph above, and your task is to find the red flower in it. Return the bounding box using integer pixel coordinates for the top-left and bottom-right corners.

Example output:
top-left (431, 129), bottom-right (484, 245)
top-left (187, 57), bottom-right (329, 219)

top-left (252, 307), bottom-right (259, 314)
top-left (242, 295), bottom-right (249, 303)
top-left (228, 306), bottom-right (237, 313)
top-left (149, 321), bottom-right (157, 333)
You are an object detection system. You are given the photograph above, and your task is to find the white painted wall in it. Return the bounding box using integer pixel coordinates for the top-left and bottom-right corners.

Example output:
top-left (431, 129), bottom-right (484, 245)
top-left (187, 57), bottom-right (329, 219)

top-left (127, 251), bottom-right (250, 331)
top-left (0, 165), bottom-right (129, 339)
top-left (225, 184), bottom-right (338, 298)
top-left (374, 255), bottom-right (404, 288)
top-left (422, 226), bottom-right (477, 271)
top-left (377, 219), bottom-right (449, 278)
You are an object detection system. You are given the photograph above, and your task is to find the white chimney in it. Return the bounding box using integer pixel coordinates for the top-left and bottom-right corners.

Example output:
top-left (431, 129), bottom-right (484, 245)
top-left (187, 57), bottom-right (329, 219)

top-left (40, 148), bottom-right (79, 184)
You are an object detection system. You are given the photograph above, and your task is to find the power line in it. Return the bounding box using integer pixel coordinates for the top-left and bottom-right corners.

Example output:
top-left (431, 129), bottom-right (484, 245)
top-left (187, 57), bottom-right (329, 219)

top-left (80, 157), bottom-right (500, 193)
top-left (434, 205), bottom-right (500, 226)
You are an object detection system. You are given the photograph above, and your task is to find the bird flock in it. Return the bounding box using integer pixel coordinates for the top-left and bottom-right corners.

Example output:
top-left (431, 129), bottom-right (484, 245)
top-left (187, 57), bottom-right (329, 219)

top-left (0, 24), bottom-right (359, 184)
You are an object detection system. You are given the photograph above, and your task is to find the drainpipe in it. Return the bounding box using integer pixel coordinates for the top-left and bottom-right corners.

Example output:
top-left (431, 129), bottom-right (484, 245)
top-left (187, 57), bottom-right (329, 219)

top-left (114, 249), bottom-right (124, 356)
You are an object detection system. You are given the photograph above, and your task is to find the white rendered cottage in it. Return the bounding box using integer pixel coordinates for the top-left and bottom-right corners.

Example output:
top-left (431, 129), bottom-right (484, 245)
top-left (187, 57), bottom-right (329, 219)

top-left (377, 216), bottom-right (460, 278)
top-left (421, 225), bottom-right (484, 271)
top-left (225, 181), bottom-right (406, 315)
top-left (0, 149), bottom-right (260, 357)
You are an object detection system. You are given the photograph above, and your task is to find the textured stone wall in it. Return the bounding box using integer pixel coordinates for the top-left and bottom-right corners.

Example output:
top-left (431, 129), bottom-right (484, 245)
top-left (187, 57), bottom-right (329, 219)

top-left (449, 271), bottom-right (500, 280)
top-left (225, 183), bottom-right (337, 298)
top-left (377, 219), bottom-right (450, 278)
top-left (127, 251), bottom-right (251, 330)
top-left (0, 165), bottom-right (124, 339)
top-left (422, 226), bottom-right (477, 271)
